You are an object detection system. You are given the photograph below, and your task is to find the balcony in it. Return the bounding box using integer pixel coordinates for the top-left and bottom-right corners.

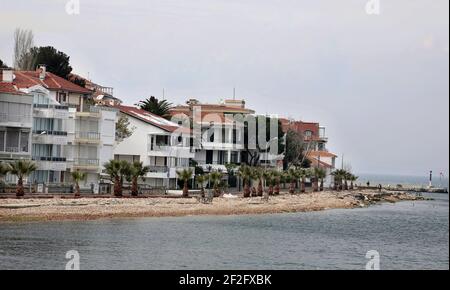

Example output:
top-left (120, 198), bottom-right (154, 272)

top-left (73, 158), bottom-right (100, 171)
top-left (33, 104), bottom-right (69, 119)
top-left (33, 156), bottom-right (67, 171)
top-left (33, 130), bottom-right (68, 145)
top-left (0, 113), bottom-right (32, 127)
top-left (74, 105), bottom-right (101, 118)
top-left (148, 145), bottom-right (195, 158)
top-left (74, 131), bottom-right (101, 144)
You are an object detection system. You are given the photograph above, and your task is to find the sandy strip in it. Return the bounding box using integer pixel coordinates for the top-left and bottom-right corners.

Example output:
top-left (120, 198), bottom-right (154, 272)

top-left (0, 190), bottom-right (423, 223)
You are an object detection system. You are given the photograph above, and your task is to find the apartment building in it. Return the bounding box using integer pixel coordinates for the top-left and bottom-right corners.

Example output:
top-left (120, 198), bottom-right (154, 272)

top-left (0, 70), bottom-right (33, 184)
top-left (5, 67), bottom-right (117, 191)
top-left (281, 119), bottom-right (337, 171)
top-left (113, 105), bottom-right (194, 188)
top-left (170, 99), bottom-right (255, 171)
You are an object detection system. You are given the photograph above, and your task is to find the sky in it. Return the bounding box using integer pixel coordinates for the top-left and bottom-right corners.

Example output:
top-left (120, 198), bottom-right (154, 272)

top-left (0, 0), bottom-right (448, 177)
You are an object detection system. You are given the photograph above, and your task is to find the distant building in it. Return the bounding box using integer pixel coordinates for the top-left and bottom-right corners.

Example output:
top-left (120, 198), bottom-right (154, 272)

top-left (281, 118), bottom-right (337, 171)
top-left (1, 67), bottom-right (117, 191)
top-left (113, 105), bottom-right (194, 188)
top-left (170, 99), bottom-right (255, 171)
top-left (0, 70), bottom-right (33, 183)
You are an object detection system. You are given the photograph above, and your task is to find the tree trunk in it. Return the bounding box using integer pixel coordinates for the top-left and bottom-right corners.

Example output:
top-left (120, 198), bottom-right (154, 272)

top-left (274, 183), bottom-right (280, 195)
top-left (289, 181), bottom-right (295, 194)
top-left (257, 181), bottom-right (263, 197)
top-left (313, 178), bottom-right (319, 192)
top-left (251, 186), bottom-right (257, 197)
top-left (268, 185), bottom-right (274, 196)
top-left (74, 182), bottom-right (81, 198)
top-left (182, 181), bottom-right (189, 197)
top-left (300, 178), bottom-right (306, 193)
top-left (243, 181), bottom-right (250, 198)
top-left (16, 177), bottom-right (24, 197)
top-left (344, 180), bottom-right (349, 191)
top-left (114, 176), bottom-right (122, 197)
top-left (131, 177), bottom-right (138, 196)
top-left (320, 179), bottom-right (324, 191)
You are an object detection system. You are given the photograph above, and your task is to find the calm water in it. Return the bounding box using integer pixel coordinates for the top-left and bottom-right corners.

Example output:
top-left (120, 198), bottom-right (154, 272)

top-left (358, 173), bottom-right (449, 188)
top-left (0, 193), bottom-right (448, 270)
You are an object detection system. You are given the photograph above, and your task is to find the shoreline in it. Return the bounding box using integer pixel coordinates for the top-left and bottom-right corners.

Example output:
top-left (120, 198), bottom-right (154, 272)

top-left (0, 190), bottom-right (425, 223)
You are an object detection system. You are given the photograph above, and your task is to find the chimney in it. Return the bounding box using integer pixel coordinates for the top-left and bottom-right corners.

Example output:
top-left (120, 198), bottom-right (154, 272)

top-left (1, 69), bottom-right (14, 83)
top-left (38, 65), bottom-right (46, 80)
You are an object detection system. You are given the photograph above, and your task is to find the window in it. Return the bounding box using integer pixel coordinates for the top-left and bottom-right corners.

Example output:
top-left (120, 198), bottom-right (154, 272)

top-left (20, 131), bottom-right (30, 152)
top-left (304, 130), bottom-right (313, 138)
top-left (0, 131), bottom-right (4, 151)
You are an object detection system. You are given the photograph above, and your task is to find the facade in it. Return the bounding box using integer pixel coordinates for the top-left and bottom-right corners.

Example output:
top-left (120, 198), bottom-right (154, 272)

top-left (170, 99), bottom-right (254, 171)
top-left (2, 67), bottom-right (117, 191)
top-left (281, 118), bottom-right (337, 171)
top-left (0, 70), bottom-right (33, 183)
top-left (113, 105), bottom-right (194, 188)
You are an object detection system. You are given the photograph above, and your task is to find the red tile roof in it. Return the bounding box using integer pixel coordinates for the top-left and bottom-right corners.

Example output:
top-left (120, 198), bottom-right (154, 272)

top-left (113, 105), bottom-right (191, 134)
top-left (307, 151), bottom-right (338, 158)
top-left (13, 71), bottom-right (91, 94)
top-left (0, 82), bottom-right (28, 95)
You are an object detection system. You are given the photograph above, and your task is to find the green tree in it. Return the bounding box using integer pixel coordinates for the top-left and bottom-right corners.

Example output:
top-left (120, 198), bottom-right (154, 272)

top-left (104, 160), bottom-right (123, 197)
top-left (284, 129), bottom-right (312, 169)
top-left (136, 96), bottom-right (173, 119)
top-left (237, 165), bottom-right (252, 198)
top-left (209, 171), bottom-right (224, 197)
top-left (196, 174), bottom-right (209, 198)
top-left (313, 167), bottom-right (327, 192)
top-left (0, 59), bottom-right (10, 69)
top-left (13, 28), bottom-right (35, 70)
top-left (252, 167), bottom-right (264, 197)
top-left (27, 46), bottom-right (73, 79)
top-left (287, 168), bottom-right (298, 194)
top-left (7, 160), bottom-right (37, 197)
top-left (297, 168), bottom-right (308, 193)
top-left (177, 168), bottom-right (193, 197)
top-left (71, 170), bottom-right (87, 198)
top-left (130, 161), bottom-right (150, 196)
top-left (116, 115), bottom-right (135, 142)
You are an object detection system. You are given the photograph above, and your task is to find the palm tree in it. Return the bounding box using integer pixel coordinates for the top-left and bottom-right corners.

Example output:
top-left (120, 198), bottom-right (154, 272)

top-left (287, 168), bottom-right (297, 194)
top-left (238, 165), bottom-right (252, 198)
top-left (314, 167), bottom-right (327, 191)
top-left (7, 160), bottom-right (37, 197)
top-left (119, 160), bottom-right (132, 188)
top-left (136, 96), bottom-right (173, 119)
top-left (71, 170), bottom-right (87, 198)
top-left (177, 168), bottom-right (193, 197)
top-left (130, 161), bottom-right (150, 196)
top-left (331, 169), bottom-right (346, 191)
top-left (252, 167), bottom-right (264, 197)
top-left (297, 168), bottom-right (308, 193)
top-left (209, 171), bottom-right (224, 197)
top-left (273, 171), bottom-right (281, 195)
top-left (196, 174), bottom-right (209, 198)
top-left (349, 174), bottom-right (358, 190)
top-left (263, 170), bottom-right (274, 196)
top-left (104, 160), bottom-right (123, 197)
top-left (0, 162), bottom-right (10, 193)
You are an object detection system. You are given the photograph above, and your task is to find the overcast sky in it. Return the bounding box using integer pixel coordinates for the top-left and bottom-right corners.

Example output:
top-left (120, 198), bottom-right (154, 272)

top-left (0, 0), bottom-right (448, 176)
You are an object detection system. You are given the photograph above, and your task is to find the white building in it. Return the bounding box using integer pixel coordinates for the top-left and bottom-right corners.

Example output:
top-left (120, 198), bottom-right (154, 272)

top-left (0, 70), bottom-right (33, 184)
top-left (113, 105), bottom-right (194, 189)
top-left (9, 67), bottom-right (117, 191)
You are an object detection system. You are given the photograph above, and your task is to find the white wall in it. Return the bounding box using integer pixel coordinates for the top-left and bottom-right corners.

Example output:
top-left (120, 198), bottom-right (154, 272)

top-left (114, 113), bottom-right (168, 166)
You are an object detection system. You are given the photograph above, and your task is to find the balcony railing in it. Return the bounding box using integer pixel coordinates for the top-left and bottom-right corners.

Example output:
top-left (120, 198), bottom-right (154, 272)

top-left (2, 147), bottom-right (28, 153)
top-left (33, 104), bottom-right (69, 110)
top-left (0, 113), bottom-right (32, 124)
top-left (33, 156), bottom-right (67, 162)
top-left (33, 130), bottom-right (68, 136)
top-left (148, 166), bottom-right (169, 173)
top-left (75, 131), bottom-right (101, 141)
top-left (74, 158), bottom-right (99, 166)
